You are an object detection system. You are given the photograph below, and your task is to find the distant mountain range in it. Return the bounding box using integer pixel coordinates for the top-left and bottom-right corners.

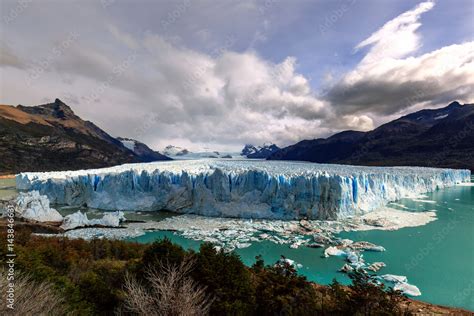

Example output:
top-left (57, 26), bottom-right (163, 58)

top-left (241, 143), bottom-right (280, 158)
top-left (2, 99), bottom-right (471, 174)
top-left (269, 102), bottom-right (474, 171)
top-left (0, 99), bottom-right (170, 174)
top-left (162, 145), bottom-right (191, 157)
top-left (161, 145), bottom-right (236, 159)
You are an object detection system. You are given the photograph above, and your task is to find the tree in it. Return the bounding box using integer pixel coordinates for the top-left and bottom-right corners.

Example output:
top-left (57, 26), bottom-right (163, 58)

top-left (193, 243), bottom-right (256, 315)
top-left (346, 269), bottom-right (407, 315)
top-left (251, 257), bottom-right (318, 315)
top-left (0, 269), bottom-right (66, 315)
top-left (123, 258), bottom-right (213, 316)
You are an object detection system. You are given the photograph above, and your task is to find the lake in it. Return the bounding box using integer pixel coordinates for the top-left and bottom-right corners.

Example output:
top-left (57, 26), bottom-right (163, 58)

top-left (3, 177), bottom-right (473, 310)
top-left (130, 179), bottom-right (474, 310)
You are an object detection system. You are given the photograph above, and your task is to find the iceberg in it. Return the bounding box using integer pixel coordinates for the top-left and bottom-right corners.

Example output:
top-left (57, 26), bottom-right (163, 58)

top-left (15, 191), bottom-right (63, 222)
top-left (324, 246), bottom-right (346, 257)
top-left (16, 160), bottom-right (471, 220)
top-left (381, 274), bottom-right (421, 296)
top-left (61, 211), bottom-right (90, 230)
top-left (394, 282), bottom-right (422, 297)
top-left (276, 257), bottom-right (303, 269)
top-left (381, 274), bottom-right (408, 283)
top-left (61, 211), bottom-right (125, 230)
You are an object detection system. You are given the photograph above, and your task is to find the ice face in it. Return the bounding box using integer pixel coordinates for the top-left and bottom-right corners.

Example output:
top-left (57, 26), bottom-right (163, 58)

top-left (15, 190), bottom-right (63, 222)
top-left (60, 210), bottom-right (125, 230)
top-left (15, 160), bottom-right (471, 220)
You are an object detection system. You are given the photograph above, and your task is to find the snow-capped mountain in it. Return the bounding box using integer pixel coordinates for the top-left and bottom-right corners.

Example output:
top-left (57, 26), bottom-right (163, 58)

top-left (241, 143), bottom-right (280, 159)
top-left (162, 145), bottom-right (191, 157)
top-left (162, 145), bottom-right (241, 160)
top-left (117, 137), bottom-right (171, 162)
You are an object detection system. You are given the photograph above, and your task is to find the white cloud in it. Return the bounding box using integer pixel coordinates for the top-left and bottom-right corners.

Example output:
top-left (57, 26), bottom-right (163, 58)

top-left (0, 42), bottom-right (25, 69)
top-left (327, 1), bottom-right (474, 116)
top-left (355, 1), bottom-right (435, 63)
top-left (1, 0), bottom-right (472, 151)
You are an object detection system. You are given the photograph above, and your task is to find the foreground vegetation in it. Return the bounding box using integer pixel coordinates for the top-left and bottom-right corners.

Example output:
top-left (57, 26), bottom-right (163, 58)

top-left (0, 227), bottom-right (469, 315)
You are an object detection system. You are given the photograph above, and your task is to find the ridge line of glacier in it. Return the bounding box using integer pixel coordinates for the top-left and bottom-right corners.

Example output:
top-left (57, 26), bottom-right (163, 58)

top-left (15, 160), bottom-right (471, 220)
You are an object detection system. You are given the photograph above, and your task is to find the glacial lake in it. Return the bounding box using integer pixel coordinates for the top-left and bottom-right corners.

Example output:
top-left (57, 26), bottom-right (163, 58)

top-left (2, 177), bottom-right (473, 310)
top-left (129, 179), bottom-right (474, 311)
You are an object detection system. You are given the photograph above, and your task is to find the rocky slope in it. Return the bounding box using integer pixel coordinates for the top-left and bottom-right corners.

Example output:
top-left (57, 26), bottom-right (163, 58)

top-left (0, 99), bottom-right (170, 174)
top-left (117, 137), bottom-right (170, 162)
top-left (269, 102), bottom-right (474, 170)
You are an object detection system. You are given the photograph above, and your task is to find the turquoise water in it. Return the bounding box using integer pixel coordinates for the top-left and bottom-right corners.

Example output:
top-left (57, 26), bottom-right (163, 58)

top-left (131, 181), bottom-right (474, 311)
top-left (3, 177), bottom-right (472, 310)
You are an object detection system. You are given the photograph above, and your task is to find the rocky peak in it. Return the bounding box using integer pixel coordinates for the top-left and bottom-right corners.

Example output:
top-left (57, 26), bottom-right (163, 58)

top-left (41, 98), bottom-right (76, 119)
top-left (17, 98), bottom-right (77, 120)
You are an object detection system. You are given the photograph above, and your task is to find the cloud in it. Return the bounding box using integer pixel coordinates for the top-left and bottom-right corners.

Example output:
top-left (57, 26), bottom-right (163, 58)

top-left (354, 1), bottom-right (435, 62)
top-left (1, 0), bottom-right (472, 151)
top-left (0, 42), bottom-right (25, 69)
top-left (129, 34), bottom-right (330, 148)
top-left (327, 1), bottom-right (474, 116)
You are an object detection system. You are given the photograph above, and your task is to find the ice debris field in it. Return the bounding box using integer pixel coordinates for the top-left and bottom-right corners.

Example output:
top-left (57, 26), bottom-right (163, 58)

top-left (16, 159), bottom-right (470, 220)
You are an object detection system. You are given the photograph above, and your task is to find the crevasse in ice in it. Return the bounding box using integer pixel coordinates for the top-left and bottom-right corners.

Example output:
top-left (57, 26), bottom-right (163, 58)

top-left (15, 160), bottom-right (471, 220)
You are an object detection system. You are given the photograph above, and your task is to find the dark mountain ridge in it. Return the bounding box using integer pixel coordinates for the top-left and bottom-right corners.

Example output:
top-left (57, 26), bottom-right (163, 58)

top-left (0, 99), bottom-right (170, 174)
top-left (241, 143), bottom-right (281, 159)
top-left (269, 102), bottom-right (474, 171)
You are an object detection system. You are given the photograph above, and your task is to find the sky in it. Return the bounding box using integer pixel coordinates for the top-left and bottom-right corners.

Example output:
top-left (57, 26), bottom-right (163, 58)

top-left (1, 0), bottom-right (473, 151)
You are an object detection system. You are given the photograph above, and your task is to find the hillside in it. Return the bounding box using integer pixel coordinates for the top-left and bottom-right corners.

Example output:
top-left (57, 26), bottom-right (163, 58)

top-left (269, 102), bottom-right (474, 170)
top-left (0, 99), bottom-right (169, 174)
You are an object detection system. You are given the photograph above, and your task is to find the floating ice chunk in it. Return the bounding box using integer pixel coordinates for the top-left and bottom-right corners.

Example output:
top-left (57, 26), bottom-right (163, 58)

top-left (346, 251), bottom-right (361, 265)
top-left (367, 262), bottom-right (386, 272)
top-left (411, 199), bottom-right (437, 204)
top-left (61, 211), bottom-right (125, 230)
top-left (350, 241), bottom-right (385, 252)
top-left (339, 239), bottom-right (354, 247)
top-left (16, 160), bottom-right (471, 220)
top-left (394, 282), bottom-right (421, 296)
top-left (290, 239), bottom-right (307, 249)
top-left (90, 211), bottom-right (126, 227)
top-left (339, 264), bottom-right (354, 273)
top-left (381, 274), bottom-right (408, 283)
top-left (324, 246), bottom-right (346, 257)
top-left (15, 191), bottom-right (63, 222)
top-left (235, 242), bottom-right (252, 249)
top-left (61, 211), bottom-right (89, 230)
top-left (277, 257), bottom-right (303, 269)
top-left (380, 274), bottom-right (421, 296)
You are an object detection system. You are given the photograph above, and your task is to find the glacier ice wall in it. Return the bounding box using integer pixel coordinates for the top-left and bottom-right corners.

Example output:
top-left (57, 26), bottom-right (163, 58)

top-left (15, 160), bottom-right (471, 220)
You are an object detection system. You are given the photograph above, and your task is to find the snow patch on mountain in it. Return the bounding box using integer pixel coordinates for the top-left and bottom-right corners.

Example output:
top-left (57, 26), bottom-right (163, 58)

top-left (162, 145), bottom-right (241, 160)
top-left (162, 145), bottom-right (190, 157)
top-left (119, 138), bottom-right (136, 151)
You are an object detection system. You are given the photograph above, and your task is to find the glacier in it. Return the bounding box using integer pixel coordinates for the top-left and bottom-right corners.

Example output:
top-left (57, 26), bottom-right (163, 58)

top-left (15, 159), bottom-right (470, 220)
top-left (15, 190), bottom-right (63, 222)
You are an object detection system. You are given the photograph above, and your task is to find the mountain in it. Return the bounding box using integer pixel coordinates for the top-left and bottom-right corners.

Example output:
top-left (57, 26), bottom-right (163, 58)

top-left (117, 137), bottom-right (170, 162)
top-left (0, 98), bottom-right (170, 174)
top-left (241, 143), bottom-right (281, 159)
top-left (162, 145), bottom-right (191, 157)
top-left (269, 102), bottom-right (474, 171)
top-left (162, 145), bottom-right (239, 159)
